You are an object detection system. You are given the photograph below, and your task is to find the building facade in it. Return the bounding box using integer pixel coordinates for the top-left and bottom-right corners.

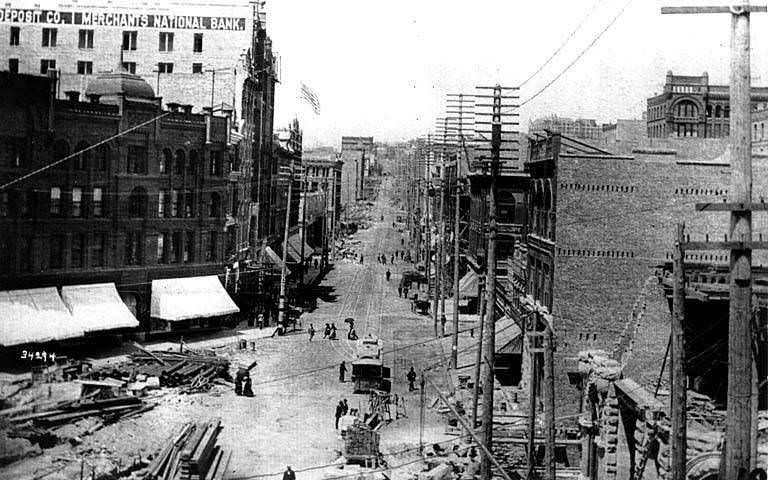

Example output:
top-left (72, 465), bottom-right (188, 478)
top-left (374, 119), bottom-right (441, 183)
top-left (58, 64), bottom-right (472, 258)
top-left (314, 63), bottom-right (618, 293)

top-left (647, 70), bottom-right (768, 138)
top-left (340, 136), bottom-right (373, 204)
top-left (529, 115), bottom-right (602, 140)
top-left (0, 71), bottom-right (237, 334)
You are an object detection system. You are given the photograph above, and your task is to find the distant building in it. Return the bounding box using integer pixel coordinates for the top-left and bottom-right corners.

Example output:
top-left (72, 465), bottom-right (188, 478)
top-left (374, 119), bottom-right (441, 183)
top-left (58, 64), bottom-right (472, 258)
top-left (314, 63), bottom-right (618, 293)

top-left (529, 115), bottom-right (602, 140)
top-left (647, 70), bottom-right (768, 138)
top-left (753, 106), bottom-right (768, 155)
top-left (340, 136), bottom-right (374, 203)
top-left (0, 71), bottom-right (239, 339)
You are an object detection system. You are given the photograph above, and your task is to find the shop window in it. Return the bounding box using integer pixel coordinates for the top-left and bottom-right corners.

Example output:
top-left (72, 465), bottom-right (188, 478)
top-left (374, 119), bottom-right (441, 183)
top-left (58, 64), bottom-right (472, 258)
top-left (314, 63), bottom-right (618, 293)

top-left (157, 232), bottom-right (166, 263)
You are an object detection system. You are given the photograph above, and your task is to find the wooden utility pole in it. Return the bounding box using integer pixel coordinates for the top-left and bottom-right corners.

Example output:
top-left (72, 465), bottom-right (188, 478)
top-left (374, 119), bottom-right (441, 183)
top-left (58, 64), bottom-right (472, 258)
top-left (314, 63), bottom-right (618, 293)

top-left (542, 319), bottom-right (556, 480)
top-left (662, 4), bottom-right (766, 477)
top-left (672, 224), bottom-right (688, 480)
top-left (479, 84), bottom-right (501, 480)
top-left (471, 279), bottom-right (486, 441)
top-left (526, 312), bottom-right (539, 480)
top-left (276, 161), bottom-right (294, 331)
top-left (439, 119), bottom-right (449, 337)
top-left (452, 178), bottom-right (462, 369)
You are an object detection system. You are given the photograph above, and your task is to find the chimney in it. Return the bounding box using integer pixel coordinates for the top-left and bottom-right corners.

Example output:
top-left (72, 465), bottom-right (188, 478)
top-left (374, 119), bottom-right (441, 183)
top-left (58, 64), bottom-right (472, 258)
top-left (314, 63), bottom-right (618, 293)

top-left (166, 102), bottom-right (181, 113)
top-left (87, 94), bottom-right (100, 104)
top-left (203, 106), bottom-right (213, 144)
top-left (64, 90), bottom-right (80, 102)
top-left (182, 104), bottom-right (193, 118)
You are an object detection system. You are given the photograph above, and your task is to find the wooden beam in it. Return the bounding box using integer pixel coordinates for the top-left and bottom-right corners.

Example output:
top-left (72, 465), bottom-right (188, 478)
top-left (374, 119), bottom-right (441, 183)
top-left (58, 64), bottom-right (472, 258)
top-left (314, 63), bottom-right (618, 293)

top-left (695, 202), bottom-right (768, 211)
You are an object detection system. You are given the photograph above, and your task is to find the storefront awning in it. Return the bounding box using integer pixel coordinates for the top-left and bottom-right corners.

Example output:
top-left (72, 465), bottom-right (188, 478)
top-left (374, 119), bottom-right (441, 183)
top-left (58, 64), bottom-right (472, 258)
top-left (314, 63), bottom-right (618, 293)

top-left (262, 246), bottom-right (290, 274)
top-left (287, 234), bottom-right (313, 263)
top-left (61, 283), bottom-right (140, 333)
top-left (0, 287), bottom-right (85, 347)
top-left (495, 316), bottom-right (522, 355)
top-left (458, 270), bottom-right (479, 298)
top-left (151, 275), bottom-right (240, 322)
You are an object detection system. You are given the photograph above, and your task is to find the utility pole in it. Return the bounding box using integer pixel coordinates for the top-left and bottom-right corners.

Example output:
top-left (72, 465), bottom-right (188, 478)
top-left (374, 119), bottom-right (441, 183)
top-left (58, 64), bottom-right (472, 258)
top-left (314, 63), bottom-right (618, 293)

top-left (276, 161), bottom-right (294, 332)
top-left (471, 278), bottom-right (486, 440)
top-left (298, 175), bottom-right (307, 286)
top-left (672, 223), bottom-right (688, 480)
top-left (479, 84), bottom-right (501, 480)
top-left (452, 178), bottom-right (462, 368)
top-left (526, 311), bottom-right (539, 480)
top-left (662, 4), bottom-right (766, 477)
top-left (439, 118), bottom-right (449, 337)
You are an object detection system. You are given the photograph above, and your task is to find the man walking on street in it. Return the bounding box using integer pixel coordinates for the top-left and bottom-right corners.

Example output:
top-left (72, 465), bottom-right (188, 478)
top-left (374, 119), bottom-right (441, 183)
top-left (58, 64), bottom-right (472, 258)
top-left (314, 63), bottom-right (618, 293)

top-left (335, 401), bottom-right (344, 429)
top-left (339, 361), bottom-right (347, 382)
top-left (407, 367), bottom-right (417, 392)
top-left (308, 324), bottom-right (315, 342)
top-left (386, 269), bottom-right (391, 282)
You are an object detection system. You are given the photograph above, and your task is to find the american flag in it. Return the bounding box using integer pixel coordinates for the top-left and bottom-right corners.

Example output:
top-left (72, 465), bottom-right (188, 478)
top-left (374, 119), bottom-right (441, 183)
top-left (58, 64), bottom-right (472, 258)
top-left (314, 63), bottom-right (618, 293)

top-left (300, 82), bottom-right (321, 115)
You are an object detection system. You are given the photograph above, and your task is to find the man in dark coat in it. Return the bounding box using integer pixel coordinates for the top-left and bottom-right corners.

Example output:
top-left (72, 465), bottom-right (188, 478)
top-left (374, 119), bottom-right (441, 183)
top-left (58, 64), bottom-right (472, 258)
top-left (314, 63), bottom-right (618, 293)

top-left (339, 361), bottom-right (347, 382)
top-left (407, 367), bottom-right (417, 392)
top-left (335, 401), bottom-right (344, 429)
top-left (283, 466), bottom-right (295, 480)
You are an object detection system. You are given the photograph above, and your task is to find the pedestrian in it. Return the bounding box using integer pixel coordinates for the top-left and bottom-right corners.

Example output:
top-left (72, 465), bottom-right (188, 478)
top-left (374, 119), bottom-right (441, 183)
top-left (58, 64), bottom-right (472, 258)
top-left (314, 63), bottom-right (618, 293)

top-left (257, 313), bottom-right (265, 329)
top-left (323, 323), bottom-right (331, 339)
top-left (342, 398), bottom-right (349, 415)
top-left (348, 327), bottom-right (358, 340)
top-left (359, 254), bottom-right (364, 264)
top-left (386, 269), bottom-right (391, 282)
top-left (330, 323), bottom-right (338, 340)
top-left (242, 376), bottom-right (254, 397)
top-left (390, 254), bottom-right (394, 264)
top-left (308, 324), bottom-right (315, 342)
top-left (283, 466), bottom-right (295, 480)
top-left (314, 258), bottom-right (319, 269)
top-left (335, 401), bottom-right (344, 429)
top-left (339, 361), bottom-right (347, 383)
top-left (407, 367), bottom-right (417, 392)
top-left (398, 286), bottom-right (403, 298)
top-left (403, 286), bottom-right (409, 298)
top-left (401, 238), bottom-right (404, 246)
top-left (382, 255), bottom-right (387, 265)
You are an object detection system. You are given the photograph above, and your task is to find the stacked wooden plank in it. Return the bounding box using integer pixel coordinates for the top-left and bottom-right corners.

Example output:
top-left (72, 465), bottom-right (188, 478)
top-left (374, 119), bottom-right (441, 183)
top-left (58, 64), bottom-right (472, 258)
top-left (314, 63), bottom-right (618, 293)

top-left (2, 394), bottom-right (150, 428)
top-left (344, 422), bottom-right (380, 457)
top-left (144, 419), bottom-right (231, 480)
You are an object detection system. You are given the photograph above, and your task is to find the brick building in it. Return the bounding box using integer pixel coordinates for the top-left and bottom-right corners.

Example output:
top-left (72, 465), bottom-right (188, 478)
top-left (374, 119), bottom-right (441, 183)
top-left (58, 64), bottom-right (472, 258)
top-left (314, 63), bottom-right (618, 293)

top-left (0, 71), bottom-right (240, 341)
top-left (340, 136), bottom-right (374, 204)
top-left (529, 115), bottom-right (602, 140)
top-left (647, 70), bottom-right (768, 138)
top-left (516, 132), bottom-right (768, 427)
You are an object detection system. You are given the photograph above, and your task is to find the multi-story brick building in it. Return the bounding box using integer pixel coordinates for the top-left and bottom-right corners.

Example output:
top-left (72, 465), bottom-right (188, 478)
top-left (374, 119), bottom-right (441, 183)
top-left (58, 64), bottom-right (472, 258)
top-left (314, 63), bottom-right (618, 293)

top-left (0, 71), bottom-right (240, 342)
top-left (340, 136), bottom-right (373, 204)
top-left (647, 70), bottom-right (768, 138)
top-left (516, 131), bottom-right (768, 427)
top-left (529, 115), bottom-right (602, 140)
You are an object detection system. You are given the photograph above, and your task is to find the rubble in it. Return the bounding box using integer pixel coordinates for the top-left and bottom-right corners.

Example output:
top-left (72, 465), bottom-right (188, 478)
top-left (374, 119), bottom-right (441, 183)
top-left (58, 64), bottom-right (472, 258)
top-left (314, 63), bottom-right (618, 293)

top-left (144, 418), bottom-right (231, 480)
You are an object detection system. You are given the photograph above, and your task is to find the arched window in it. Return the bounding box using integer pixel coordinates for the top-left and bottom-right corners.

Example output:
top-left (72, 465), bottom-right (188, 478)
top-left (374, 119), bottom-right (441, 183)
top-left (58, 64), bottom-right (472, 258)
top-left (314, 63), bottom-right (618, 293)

top-left (724, 106), bottom-right (730, 118)
top-left (715, 105), bottom-right (722, 118)
top-left (74, 141), bottom-right (90, 170)
top-left (174, 149), bottom-right (185, 175)
top-left (128, 187), bottom-right (147, 218)
top-left (706, 105), bottom-right (712, 117)
top-left (209, 192), bottom-right (221, 217)
top-left (52, 139), bottom-right (69, 170)
top-left (160, 148), bottom-right (172, 174)
top-left (188, 150), bottom-right (198, 177)
top-left (94, 145), bottom-right (109, 171)
top-left (675, 100), bottom-right (698, 118)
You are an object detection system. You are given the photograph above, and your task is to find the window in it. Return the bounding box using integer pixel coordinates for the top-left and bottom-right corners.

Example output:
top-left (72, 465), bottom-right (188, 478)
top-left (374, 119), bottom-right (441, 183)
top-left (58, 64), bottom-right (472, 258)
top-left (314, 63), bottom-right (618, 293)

top-left (77, 61), bottom-right (93, 75)
top-left (40, 59), bottom-right (56, 74)
top-left (158, 62), bottom-right (173, 73)
top-left (160, 148), bottom-right (171, 174)
top-left (94, 145), bottom-right (108, 171)
top-left (78, 29), bottom-right (94, 49)
top-left (19, 190), bottom-right (34, 217)
top-left (128, 187), bottom-right (147, 218)
top-left (91, 233), bottom-right (105, 267)
top-left (125, 231), bottom-right (142, 265)
top-left (172, 231), bottom-right (182, 263)
top-left (71, 233), bottom-right (85, 268)
top-left (50, 187), bottom-right (61, 215)
top-left (71, 187), bottom-right (82, 217)
top-left (174, 149), bottom-right (185, 175)
top-left (122, 31), bottom-right (137, 51)
top-left (158, 190), bottom-right (167, 217)
top-left (75, 142), bottom-right (89, 169)
top-left (122, 62), bottom-right (136, 74)
top-left (206, 231), bottom-right (217, 261)
top-left (92, 187), bottom-right (103, 217)
top-left (0, 191), bottom-right (7, 217)
top-left (192, 63), bottom-right (203, 74)
top-left (49, 235), bottom-right (64, 269)
top-left (231, 186), bottom-right (239, 216)
top-left (159, 32), bottom-right (174, 52)
top-left (185, 190), bottom-right (194, 218)
top-left (184, 231), bottom-right (194, 262)
top-left (127, 145), bottom-right (146, 173)
top-left (8, 58), bottom-right (18, 73)
top-left (19, 236), bottom-right (32, 272)
top-left (187, 150), bottom-right (197, 176)
top-left (725, 106), bottom-right (730, 118)
top-left (9, 26), bottom-right (19, 46)
top-left (209, 151), bottom-right (222, 176)
top-left (172, 189), bottom-right (180, 217)
top-left (42, 28), bottom-right (57, 47)
top-left (157, 232), bottom-right (166, 263)
top-left (209, 193), bottom-right (221, 217)
top-left (193, 33), bottom-right (203, 53)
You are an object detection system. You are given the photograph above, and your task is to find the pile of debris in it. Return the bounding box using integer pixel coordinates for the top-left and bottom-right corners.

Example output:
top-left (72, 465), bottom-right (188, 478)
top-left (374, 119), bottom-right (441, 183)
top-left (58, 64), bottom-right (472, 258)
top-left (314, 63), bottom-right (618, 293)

top-left (344, 421), bottom-right (381, 467)
top-left (144, 418), bottom-right (231, 480)
top-left (83, 345), bottom-right (231, 394)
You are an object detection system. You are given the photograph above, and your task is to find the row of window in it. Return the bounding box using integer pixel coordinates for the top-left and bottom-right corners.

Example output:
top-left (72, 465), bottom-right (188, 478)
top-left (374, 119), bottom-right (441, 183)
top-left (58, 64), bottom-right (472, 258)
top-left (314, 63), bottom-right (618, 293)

top-left (7, 58), bottom-right (207, 76)
top-left (0, 230), bottom-right (219, 272)
top-left (648, 103), bottom-right (731, 121)
top-left (0, 187), bottom-right (224, 219)
top-left (8, 27), bottom-right (205, 53)
top-left (556, 248), bottom-right (636, 258)
top-left (559, 183), bottom-right (636, 193)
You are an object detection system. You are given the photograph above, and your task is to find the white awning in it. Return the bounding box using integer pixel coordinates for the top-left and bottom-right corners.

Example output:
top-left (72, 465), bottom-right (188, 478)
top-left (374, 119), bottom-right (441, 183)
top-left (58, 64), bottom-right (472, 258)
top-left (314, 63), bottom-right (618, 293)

top-left (262, 246), bottom-right (290, 274)
top-left (61, 283), bottom-right (140, 333)
top-left (287, 234), bottom-right (312, 263)
top-left (0, 287), bottom-right (85, 346)
top-left (151, 275), bottom-right (240, 322)
top-left (458, 270), bottom-right (479, 298)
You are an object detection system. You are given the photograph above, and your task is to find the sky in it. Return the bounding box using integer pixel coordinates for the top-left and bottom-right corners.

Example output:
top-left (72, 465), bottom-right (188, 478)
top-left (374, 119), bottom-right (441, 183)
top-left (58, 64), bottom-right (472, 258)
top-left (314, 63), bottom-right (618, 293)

top-left (266, 0), bottom-right (768, 148)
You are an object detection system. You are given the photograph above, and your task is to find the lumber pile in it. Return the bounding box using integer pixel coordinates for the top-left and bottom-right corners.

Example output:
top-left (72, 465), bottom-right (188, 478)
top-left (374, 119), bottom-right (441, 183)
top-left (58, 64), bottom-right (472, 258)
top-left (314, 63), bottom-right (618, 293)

top-left (344, 422), bottom-right (380, 457)
top-left (144, 419), bottom-right (231, 480)
top-left (2, 394), bottom-right (152, 428)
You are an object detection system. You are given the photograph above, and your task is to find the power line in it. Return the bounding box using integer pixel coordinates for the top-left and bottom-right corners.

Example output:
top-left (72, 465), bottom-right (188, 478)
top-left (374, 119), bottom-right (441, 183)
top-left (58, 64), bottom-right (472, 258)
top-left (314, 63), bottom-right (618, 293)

top-left (518, 0), bottom-right (607, 89)
top-left (518, 0), bottom-right (635, 109)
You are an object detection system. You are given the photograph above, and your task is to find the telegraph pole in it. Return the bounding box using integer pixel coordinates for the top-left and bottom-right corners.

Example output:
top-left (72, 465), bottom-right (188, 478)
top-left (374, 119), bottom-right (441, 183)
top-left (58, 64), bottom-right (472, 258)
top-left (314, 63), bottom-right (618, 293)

top-left (672, 224), bottom-right (687, 480)
top-left (471, 278), bottom-right (486, 440)
top-left (452, 178), bottom-right (462, 368)
top-left (277, 161), bottom-right (294, 331)
top-left (479, 84), bottom-right (501, 480)
top-left (662, 4), bottom-right (766, 477)
top-left (438, 120), bottom-right (448, 337)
